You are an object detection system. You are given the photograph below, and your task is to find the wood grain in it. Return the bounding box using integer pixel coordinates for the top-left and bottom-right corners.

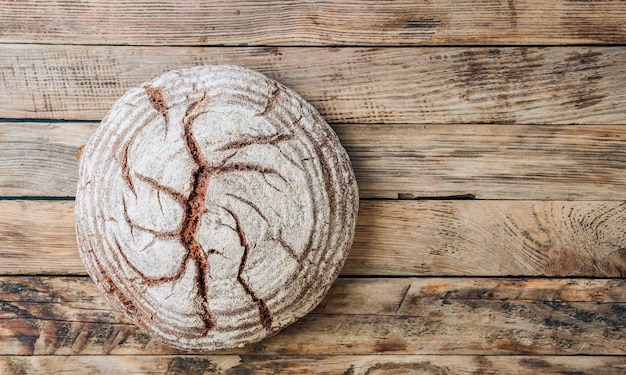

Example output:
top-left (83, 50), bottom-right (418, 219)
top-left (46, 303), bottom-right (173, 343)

top-left (0, 201), bottom-right (78, 275)
top-left (2, 200), bottom-right (625, 277)
top-left (349, 200), bottom-right (626, 277)
top-left (1, 45), bottom-right (625, 124)
top-left (2, 0), bottom-right (625, 373)
top-left (1, 1), bottom-right (625, 46)
top-left (342, 124), bottom-right (626, 200)
top-left (1, 355), bottom-right (625, 375)
top-left (0, 122), bottom-right (90, 197)
top-left (0, 277), bottom-right (624, 355)
top-left (3, 122), bottom-right (626, 200)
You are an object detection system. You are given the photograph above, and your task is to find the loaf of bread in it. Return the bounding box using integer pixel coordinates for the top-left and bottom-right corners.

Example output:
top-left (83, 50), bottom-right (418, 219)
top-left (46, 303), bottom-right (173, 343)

top-left (75, 65), bottom-right (359, 350)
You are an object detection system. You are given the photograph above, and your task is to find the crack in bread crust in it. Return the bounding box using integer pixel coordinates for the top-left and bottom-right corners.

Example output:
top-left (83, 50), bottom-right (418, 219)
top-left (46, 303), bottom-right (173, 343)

top-left (222, 206), bottom-right (273, 330)
top-left (180, 92), bottom-right (217, 333)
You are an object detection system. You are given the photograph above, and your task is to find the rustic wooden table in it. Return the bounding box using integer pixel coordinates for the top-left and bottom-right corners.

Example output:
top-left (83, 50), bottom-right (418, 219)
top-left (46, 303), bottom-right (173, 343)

top-left (1, 1), bottom-right (626, 374)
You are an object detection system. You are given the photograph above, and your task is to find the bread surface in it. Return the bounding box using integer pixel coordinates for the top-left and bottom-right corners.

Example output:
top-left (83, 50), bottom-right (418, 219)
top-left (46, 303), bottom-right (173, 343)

top-left (75, 65), bottom-right (358, 350)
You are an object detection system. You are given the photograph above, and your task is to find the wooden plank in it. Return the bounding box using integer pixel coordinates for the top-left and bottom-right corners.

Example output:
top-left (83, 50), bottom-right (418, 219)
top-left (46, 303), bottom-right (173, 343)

top-left (1, 200), bottom-right (625, 277)
top-left (0, 277), bottom-right (624, 355)
top-left (3, 122), bottom-right (626, 200)
top-left (4, 277), bottom-right (623, 310)
top-left (1, 355), bottom-right (625, 375)
top-left (341, 124), bottom-right (626, 200)
top-left (0, 122), bottom-right (91, 197)
top-left (0, 201), bottom-right (78, 275)
top-left (1, 45), bottom-right (625, 124)
top-left (1, 1), bottom-right (625, 46)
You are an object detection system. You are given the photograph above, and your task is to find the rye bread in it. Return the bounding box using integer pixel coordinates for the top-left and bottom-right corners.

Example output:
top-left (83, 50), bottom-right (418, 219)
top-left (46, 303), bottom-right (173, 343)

top-left (75, 65), bottom-right (358, 350)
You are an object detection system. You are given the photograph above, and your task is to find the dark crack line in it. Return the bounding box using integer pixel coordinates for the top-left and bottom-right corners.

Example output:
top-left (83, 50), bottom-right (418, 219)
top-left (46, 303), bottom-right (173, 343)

top-left (181, 92), bottom-right (217, 333)
top-left (121, 107), bottom-right (160, 196)
top-left (142, 237), bottom-right (157, 253)
top-left (222, 206), bottom-right (273, 330)
top-left (214, 162), bottom-right (289, 185)
top-left (262, 173), bottom-right (284, 193)
top-left (134, 173), bottom-right (187, 204)
top-left (216, 133), bottom-right (293, 152)
top-left (122, 139), bottom-right (137, 195)
top-left (219, 151), bottom-right (238, 166)
top-left (225, 192), bottom-right (271, 223)
top-left (218, 220), bottom-right (237, 233)
top-left (113, 236), bottom-right (190, 287)
top-left (258, 82), bottom-right (281, 117)
top-left (396, 284), bottom-right (411, 313)
top-left (122, 197), bottom-right (180, 240)
top-left (206, 247), bottom-right (227, 259)
top-left (156, 190), bottom-right (164, 213)
top-left (275, 228), bottom-right (301, 266)
top-left (278, 147), bottom-right (305, 172)
top-left (145, 85), bottom-right (170, 139)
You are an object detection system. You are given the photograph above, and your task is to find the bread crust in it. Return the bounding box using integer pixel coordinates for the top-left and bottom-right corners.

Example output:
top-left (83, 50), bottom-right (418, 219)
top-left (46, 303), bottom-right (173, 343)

top-left (75, 65), bottom-right (358, 350)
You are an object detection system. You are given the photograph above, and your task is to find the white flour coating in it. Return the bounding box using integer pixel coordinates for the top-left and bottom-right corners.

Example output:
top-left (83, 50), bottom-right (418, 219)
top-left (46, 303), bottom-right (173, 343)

top-left (75, 65), bottom-right (359, 350)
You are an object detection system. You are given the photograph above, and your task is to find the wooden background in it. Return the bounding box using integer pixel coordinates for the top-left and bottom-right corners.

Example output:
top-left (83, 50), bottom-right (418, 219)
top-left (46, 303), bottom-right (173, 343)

top-left (1, 1), bottom-right (626, 373)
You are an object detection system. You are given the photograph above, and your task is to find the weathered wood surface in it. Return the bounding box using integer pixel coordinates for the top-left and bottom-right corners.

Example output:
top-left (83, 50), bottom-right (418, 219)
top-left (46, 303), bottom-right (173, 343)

top-left (2, 1), bottom-right (626, 372)
top-left (0, 122), bottom-right (89, 197)
top-left (0, 277), bottom-right (624, 356)
top-left (2, 200), bottom-right (625, 277)
top-left (3, 122), bottom-right (626, 200)
top-left (1, 0), bottom-right (625, 46)
top-left (1, 46), bottom-right (625, 124)
top-left (1, 355), bottom-right (626, 375)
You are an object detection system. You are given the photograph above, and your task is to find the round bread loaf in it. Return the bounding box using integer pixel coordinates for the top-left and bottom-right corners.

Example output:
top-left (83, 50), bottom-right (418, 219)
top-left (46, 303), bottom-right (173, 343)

top-left (75, 65), bottom-right (359, 350)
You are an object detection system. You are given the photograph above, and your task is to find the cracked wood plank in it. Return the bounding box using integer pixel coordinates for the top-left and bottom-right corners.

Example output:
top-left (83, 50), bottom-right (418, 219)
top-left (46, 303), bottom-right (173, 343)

top-left (0, 277), bottom-right (624, 355)
top-left (0, 0), bottom-right (625, 46)
top-left (1, 355), bottom-right (625, 374)
top-left (1, 46), bottom-right (625, 124)
top-left (3, 122), bottom-right (626, 200)
top-left (1, 200), bottom-right (625, 277)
